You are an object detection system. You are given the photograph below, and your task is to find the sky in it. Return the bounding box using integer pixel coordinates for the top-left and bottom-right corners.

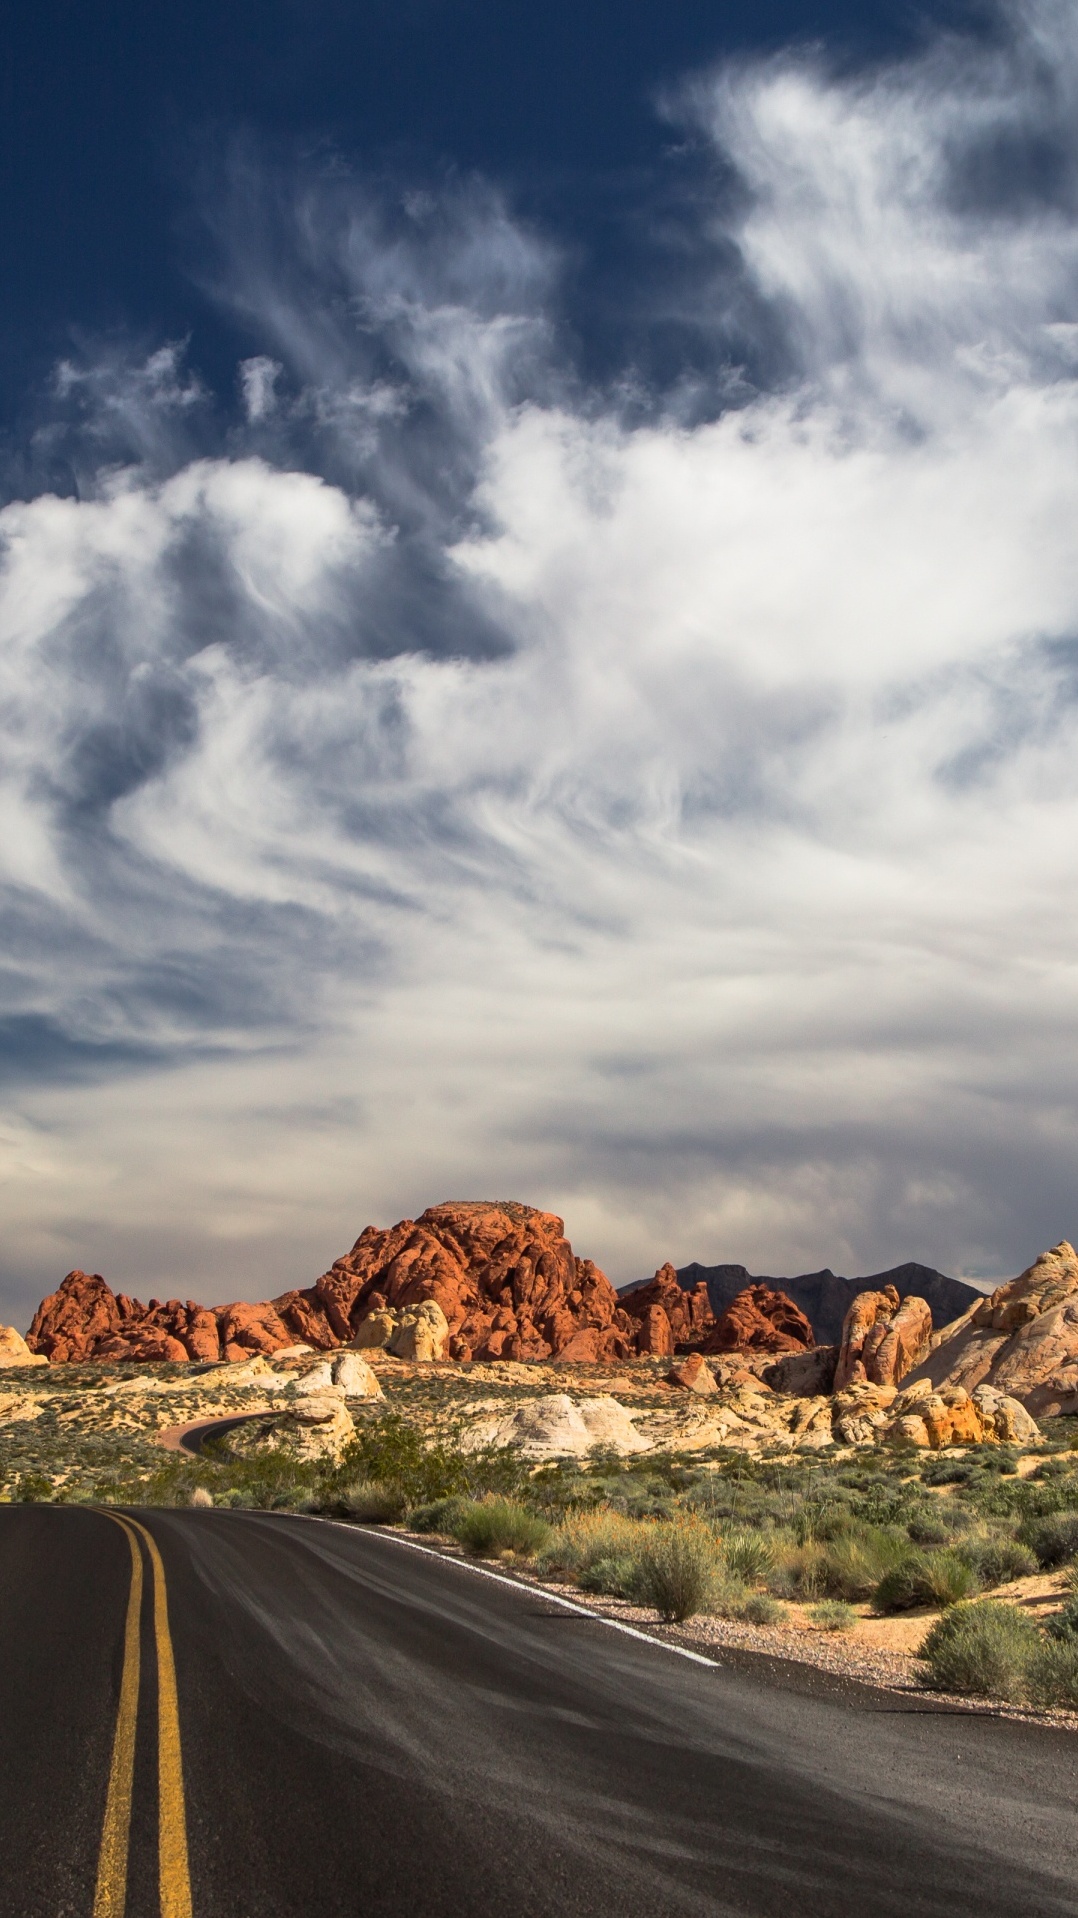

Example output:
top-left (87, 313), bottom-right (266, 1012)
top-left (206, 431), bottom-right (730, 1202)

top-left (2, 0), bottom-right (1077, 1325)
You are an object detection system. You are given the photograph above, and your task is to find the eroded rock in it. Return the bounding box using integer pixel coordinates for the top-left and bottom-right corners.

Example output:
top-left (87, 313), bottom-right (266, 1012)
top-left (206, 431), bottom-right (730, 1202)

top-left (907, 1242), bottom-right (1078, 1415)
top-left (704, 1285), bottom-right (815, 1355)
top-left (0, 1326), bottom-right (47, 1368)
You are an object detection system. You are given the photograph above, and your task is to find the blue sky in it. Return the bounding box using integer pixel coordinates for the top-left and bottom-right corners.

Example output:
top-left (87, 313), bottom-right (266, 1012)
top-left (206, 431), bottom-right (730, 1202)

top-left (2, 0), bottom-right (1077, 1324)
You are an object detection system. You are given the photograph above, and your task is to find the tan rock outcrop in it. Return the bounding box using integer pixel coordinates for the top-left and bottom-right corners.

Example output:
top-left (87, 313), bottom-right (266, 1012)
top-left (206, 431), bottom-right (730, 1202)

top-left (0, 1326), bottom-right (47, 1368)
top-left (387, 1301), bottom-right (450, 1362)
top-left (833, 1287), bottom-right (931, 1390)
top-left (330, 1352), bottom-right (384, 1397)
top-left (907, 1241), bottom-right (1078, 1415)
top-left (465, 1393), bottom-right (648, 1458)
top-left (224, 1390), bottom-right (355, 1463)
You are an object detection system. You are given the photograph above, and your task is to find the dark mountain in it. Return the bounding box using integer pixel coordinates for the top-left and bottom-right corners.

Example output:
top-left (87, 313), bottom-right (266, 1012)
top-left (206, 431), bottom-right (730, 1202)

top-left (622, 1261), bottom-right (979, 1347)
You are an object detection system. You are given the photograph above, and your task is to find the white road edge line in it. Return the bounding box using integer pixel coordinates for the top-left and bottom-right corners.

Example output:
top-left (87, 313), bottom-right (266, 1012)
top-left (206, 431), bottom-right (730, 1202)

top-left (282, 1513), bottom-right (719, 1668)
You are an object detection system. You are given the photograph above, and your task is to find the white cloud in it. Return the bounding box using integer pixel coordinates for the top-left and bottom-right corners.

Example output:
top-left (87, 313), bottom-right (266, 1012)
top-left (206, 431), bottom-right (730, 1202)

top-left (5, 1), bottom-right (1078, 1320)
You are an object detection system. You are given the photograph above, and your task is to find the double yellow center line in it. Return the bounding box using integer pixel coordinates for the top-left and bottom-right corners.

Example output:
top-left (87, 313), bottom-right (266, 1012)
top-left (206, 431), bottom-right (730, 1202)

top-left (93, 1513), bottom-right (193, 1918)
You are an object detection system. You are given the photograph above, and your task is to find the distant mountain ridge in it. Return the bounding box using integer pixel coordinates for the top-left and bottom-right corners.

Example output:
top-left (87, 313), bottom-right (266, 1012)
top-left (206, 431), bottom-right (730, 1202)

top-left (621, 1261), bottom-right (980, 1347)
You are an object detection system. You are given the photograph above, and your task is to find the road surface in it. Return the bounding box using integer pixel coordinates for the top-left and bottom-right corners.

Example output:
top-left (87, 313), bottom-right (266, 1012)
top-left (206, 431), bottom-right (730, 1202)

top-left (0, 1505), bottom-right (1076, 1917)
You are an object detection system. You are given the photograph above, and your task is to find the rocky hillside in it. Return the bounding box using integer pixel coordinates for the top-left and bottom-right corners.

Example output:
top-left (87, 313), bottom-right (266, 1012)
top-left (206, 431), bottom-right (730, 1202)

top-left (669, 1260), bottom-right (980, 1344)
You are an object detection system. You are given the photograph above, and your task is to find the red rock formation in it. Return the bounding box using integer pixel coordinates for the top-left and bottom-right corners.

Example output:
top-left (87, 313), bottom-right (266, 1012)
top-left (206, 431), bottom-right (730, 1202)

top-left (619, 1264), bottom-right (715, 1353)
top-left (834, 1286), bottom-right (932, 1390)
top-left (24, 1203), bottom-right (642, 1364)
top-left (702, 1284), bottom-right (815, 1355)
top-left (312, 1201), bottom-right (637, 1362)
top-left (27, 1271), bottom-right (128, 1361)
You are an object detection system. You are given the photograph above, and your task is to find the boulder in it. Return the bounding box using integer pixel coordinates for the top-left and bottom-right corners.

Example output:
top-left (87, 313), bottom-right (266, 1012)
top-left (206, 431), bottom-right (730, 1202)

top-left (764, 1346), bottom-right (837, 1396)
top-left (703, 1285), bottom-right (814, 1356)
top-left (225, 1391), bottom-right (354, 1463)
top-left (471, 1392), bottom-right (648, 1458)
top-left (0, 1326), bottom-right (47, 1368)
top-left (665, 1352), bottom-right (718, 1395)
top-left (387, 1301), bottom-right (450, 1362)
top-left (330, 1352), bottom-right (384, 1397)
top-left (906, 1242), bottom-right (1078, 1416)
top-left (351, 1310), bottom-right (398, 1351)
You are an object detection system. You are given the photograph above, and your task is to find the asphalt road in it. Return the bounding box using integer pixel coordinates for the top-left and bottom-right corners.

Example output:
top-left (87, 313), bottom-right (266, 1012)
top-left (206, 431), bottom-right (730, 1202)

top-left (1, 1507), bottom-right (1077, 1918)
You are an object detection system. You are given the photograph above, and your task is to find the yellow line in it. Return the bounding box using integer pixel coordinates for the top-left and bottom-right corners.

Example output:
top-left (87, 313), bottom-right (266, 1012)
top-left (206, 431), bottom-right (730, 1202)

top-left (93, 1515), bottom-right (143, 1918)
top-left (124, 1516), bottom-right (194, 1918)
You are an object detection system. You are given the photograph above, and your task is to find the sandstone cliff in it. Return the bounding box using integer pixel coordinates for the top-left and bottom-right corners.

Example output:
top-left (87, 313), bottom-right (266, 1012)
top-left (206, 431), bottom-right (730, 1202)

top-left (906, 1241), bottom-right (1078, 1415)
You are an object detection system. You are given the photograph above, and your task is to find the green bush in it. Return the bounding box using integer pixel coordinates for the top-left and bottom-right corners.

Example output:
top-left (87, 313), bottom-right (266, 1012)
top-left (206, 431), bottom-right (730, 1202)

top-left (771, 1524), bottom-right (904, 1601)
top-left (1021, 1513), bottom-right (1078, 1569)
top-left (918, 1601), bottom-right (1041, 1699)
top-left (809, 1600), bottom-right (857, 1631)
top-left (451, 1499), bottom-right (552, 1559)
top-left (957, 1536), bottom-right (1037, 1589)
top-left (1045, 1597), bottom-right (1078, 1643)
top-left (874, 1549), bottom-right (976, 1612)
top-left (634, 1519), bottom-right (721, 1623)
top-left (539, 1509), bottom-right (644, 1581)
top-left (408, 1496), bottom-right (472, 1534)
top-left (721, 1530), bottom-right (773, 1583)
top-left (1028, 1638), bottom-right (1078, 1708)
top-left (337, 1479), bottom-right (408, 1524)
top-left (740, 1592), bottom-right (786, 1626)
top-left (577, 1555), bottom-right (640, 1599)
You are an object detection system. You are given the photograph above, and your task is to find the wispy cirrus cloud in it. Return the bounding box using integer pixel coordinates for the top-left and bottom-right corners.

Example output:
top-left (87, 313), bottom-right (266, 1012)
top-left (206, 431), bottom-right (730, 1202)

top-left (3, 0), bottom-right (1078, 1322)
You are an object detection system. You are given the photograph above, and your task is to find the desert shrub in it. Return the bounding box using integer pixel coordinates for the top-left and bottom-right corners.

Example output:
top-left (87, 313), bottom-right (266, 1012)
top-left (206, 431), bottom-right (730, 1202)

top-left (408, 1495), bottom-right (472, 1534)
top-left (740, 1592), bottom-right (786, 1626)
top-left (1045, 1597), bottom-right (1078, 1643)
top-left (918, 1601), bottom-right (1041, 1699)
top-left (1021, 1513), bottom-right (1078, 1569)
top-left (634, 1519), bottom-right (721, 1622)
top-left (451, 1499), bottom-right (552, 1559)
top-left (956, 1535), bottom-right (1037, 1589)
top-left (539, 1509), bottom-right (643, 1581)
top-left (577, 1555), bottom-right (640, 1599)
top-left (14, 1473), bottom-right (54, 1502)
top-left (189, 1487), bottom-right (214, 1509)
top-left (336, 1479), bottom-right (408, 1524)
top-left (809, 1600), bottom-right (857, 1631)
top-left (721, 1530), bottom-right (773, 1583)
top-left (772, 1525), bottom-right (904, 1601)
top-left (907, 1503), bottom-right (974, 1544)
top-left (1028, 1638), bottom-right (1078, 1708)
top-left (707, 1577), bottom-right (752, 1620)
top-left (342, 1415), bottom-right (527, 1507)
top-left (874, 1549), bottom-right (976, 1612)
